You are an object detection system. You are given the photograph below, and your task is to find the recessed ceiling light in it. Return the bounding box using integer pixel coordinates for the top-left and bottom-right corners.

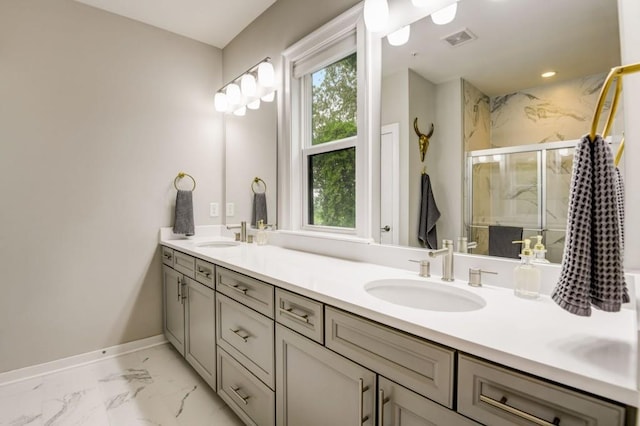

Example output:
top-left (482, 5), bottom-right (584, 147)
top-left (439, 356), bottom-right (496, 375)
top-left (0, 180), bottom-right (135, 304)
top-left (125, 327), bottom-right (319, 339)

top-left (541, 71), bottom-right (557, 78)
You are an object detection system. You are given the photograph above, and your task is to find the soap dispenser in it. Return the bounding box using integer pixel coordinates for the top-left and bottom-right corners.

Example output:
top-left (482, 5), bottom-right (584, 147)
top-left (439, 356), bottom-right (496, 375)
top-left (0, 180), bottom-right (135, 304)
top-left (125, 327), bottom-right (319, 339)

top-left (256, 220), bottom-right (268, 246)
top-left (513, 239), bottom-right (541, 299)
top-left (532, 235), bottom-right (550, 264)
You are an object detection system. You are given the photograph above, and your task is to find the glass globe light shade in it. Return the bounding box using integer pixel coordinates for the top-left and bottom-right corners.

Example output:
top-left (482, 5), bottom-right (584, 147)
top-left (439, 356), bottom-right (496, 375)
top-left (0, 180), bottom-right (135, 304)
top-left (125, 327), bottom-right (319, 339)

top-left (363, 0), bottom-right (389, 32)
top-left (241, 73), bottom-right (257, 97)
top-left (431, 2), bottom-right (458, 25)
top-left (258, 62), bottom-right (275, 88)
top-left (226, 83), bottom-right (242, 105)
top-left (214, 92), bottom-right (228, 112)
top-left (387, 25), bottom-right (410, 46)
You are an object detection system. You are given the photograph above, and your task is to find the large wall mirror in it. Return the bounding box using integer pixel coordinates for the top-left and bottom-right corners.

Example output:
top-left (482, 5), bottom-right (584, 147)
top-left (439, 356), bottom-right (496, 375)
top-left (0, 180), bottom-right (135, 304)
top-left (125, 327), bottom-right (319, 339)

top-left (377, 0), bottom-right (621, 263)
top-left (225, 101), bottom-right (278, 228)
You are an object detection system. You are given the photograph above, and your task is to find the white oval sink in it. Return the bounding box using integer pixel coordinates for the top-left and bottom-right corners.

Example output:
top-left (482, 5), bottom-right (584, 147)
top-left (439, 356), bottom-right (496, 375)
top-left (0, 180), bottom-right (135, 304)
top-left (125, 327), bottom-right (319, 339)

top-left (365, 279), bottom-right (486, 312)
top-left (196, 240), bottom-right (241, 248)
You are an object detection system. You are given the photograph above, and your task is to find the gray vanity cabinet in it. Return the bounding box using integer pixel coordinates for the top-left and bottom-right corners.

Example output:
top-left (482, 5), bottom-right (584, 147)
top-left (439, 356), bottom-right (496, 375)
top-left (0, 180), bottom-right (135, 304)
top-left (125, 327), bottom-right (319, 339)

top-left (275, 323), bottom-right (376, 426)
top-left (457, 355), bottom-right (626, 426)
top-left (162, 264), bottom-right (185, 355)
top-left (379, 377), bottom-right (479, 426)
top-left (162, 251), bottom-right (216, 390)
top-left (184, 277), bottom-right (216, 389)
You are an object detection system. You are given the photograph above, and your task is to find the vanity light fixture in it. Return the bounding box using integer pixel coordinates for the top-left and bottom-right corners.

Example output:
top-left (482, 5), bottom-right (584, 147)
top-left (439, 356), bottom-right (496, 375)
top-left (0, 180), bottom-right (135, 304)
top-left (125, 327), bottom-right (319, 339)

top-left (226, 83), bottom-right (242, 106)
top-left (247, 98), bottom-right (261, 110)
top-left (431, 1), bottom-right (459, 25)
top-left (241, 73), bottom-right (257, 97)
top-left (363, 0), bottom-right (389, 32)
top-left (258, 61), bottom-right (275, 87)
top-left (261, 91), bottom-right (275, 102)
top-left (387, 25), bottom-right (411, 46)
top-left (214, 57), bottom-right (276, 114)
top-left (541, 71), bottom-right (557, 78)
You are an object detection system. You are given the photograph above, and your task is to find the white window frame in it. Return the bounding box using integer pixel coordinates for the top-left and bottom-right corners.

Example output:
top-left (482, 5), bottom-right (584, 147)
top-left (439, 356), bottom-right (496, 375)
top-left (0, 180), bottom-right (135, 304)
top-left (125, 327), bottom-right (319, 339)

top-left (280, 3), bottom-right (374, 239)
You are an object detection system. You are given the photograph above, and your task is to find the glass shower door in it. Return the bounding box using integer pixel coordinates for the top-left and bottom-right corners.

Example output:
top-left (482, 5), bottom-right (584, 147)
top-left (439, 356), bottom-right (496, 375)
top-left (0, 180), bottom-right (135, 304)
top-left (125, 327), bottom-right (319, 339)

top-left (468, 151), bottom-right (541, 255)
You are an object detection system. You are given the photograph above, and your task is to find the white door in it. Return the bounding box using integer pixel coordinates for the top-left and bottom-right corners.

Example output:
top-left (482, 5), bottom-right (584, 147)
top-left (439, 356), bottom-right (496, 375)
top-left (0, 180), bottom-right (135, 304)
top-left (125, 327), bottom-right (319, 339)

top-left (380, 123), bottom-right (400, 245)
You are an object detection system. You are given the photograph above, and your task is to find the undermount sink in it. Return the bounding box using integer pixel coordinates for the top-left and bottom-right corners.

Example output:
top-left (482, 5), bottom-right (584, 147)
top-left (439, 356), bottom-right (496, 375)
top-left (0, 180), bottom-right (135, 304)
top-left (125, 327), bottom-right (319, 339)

top-left (365, 279), bottom-right (486, 312)
top-left (195, 240), bottom-right (241, 248)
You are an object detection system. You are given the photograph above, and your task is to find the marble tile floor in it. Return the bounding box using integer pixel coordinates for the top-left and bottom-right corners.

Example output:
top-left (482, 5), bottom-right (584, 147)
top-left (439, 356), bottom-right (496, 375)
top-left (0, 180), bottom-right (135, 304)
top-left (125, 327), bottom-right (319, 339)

top-left (0, 343), bottom-right (244, 426)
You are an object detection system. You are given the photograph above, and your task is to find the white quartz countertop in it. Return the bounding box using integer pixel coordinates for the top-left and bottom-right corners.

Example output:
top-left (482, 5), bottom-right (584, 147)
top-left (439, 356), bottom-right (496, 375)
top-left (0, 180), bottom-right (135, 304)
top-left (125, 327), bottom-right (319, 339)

top-left (161, 236), bottom-right (638, 407)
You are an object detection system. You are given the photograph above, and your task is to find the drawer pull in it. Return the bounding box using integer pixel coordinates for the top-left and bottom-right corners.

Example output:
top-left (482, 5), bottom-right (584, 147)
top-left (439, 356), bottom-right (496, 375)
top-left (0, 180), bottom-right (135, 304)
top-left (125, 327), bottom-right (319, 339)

top-left (229, 386), bottom-right (250, 405)
top-left (358, 378), bottom-right (370, 424)
top-left (230, 328), bottom-right (250, 342)
top-left (197, 267), bottom-right (211, 278)
top-left (378, 389), bottom-right (389, 425)
top-left (479, 394), bottom-right (560, 426)
top-left (222, 282), bottom-right (248, 295)
top-left (279, 306), bottom-right (310, 323)
top-left (163, 252), bottom-right (172, 259)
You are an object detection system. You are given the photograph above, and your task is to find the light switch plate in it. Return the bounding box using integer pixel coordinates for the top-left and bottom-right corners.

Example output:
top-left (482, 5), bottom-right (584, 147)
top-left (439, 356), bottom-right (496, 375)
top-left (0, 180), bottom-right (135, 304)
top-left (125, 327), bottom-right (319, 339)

top-left (209, 202), bottom-right (219, 217)
top-left (226, 203), bottom-right (234, 217)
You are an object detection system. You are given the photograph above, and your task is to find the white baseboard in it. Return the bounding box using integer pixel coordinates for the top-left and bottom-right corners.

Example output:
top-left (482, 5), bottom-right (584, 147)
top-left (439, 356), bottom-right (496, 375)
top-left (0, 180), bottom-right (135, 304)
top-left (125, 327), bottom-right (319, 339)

top-left (0, 334), bottom-right (167, 386)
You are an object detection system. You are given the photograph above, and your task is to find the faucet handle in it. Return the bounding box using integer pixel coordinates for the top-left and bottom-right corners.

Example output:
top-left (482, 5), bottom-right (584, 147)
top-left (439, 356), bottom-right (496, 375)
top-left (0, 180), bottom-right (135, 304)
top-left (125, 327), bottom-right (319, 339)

top-left (409, 260), bottom-right (431, 277)
top-left (468, 267), bottom-right (497, 287)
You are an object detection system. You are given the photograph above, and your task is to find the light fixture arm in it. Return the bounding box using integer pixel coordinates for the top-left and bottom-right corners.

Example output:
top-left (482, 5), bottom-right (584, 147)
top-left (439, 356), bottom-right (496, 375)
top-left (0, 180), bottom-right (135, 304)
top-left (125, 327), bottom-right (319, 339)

top-left (218, 56), bottom-right (272, 93)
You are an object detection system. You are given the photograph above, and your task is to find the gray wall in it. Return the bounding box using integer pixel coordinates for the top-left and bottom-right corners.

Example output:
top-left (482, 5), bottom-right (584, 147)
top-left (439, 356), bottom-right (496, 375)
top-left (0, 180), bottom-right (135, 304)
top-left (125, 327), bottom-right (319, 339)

top-left (0, 0), bottom-right (223, 373)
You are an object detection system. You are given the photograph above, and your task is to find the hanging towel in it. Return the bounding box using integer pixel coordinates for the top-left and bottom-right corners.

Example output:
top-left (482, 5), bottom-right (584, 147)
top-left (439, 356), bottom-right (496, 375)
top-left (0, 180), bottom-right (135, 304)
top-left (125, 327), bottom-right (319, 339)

top-left (173, 190), bottom-right (195, 236)
top-left (614, 167), bottom-right (625, 257)
top-left (418, 173), bottom-right (440, 249)
top-left (614, 167), bottom-right (629, 304)
top-left (488, 225), bottom-right (523, 259)
top-left (551, 135), bottom-right (628, 316)
top-left (252, 192), bottom-right (268, 228)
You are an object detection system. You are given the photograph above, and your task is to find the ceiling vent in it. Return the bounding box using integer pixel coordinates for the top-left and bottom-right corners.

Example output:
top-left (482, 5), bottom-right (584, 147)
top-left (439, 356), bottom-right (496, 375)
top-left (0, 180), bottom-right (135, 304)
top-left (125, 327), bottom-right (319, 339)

top-left (442, 28), bottom-right (477, 47)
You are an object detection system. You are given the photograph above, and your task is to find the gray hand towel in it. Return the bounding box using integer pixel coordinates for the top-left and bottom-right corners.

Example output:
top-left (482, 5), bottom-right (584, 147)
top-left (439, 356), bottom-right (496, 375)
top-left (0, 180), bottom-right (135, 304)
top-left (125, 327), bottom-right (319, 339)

top-left (488, 225), bottom-right (523, 259)
top-left (418, 173), bottom-right (440, 249)
top-left (173, 190), bottom-right (195, 236)
top-left (614, 167), bottom-right (629, 304)
top-left (252, 192), bottom-right (268, 228)
top-left (552, 135), bottom-right (627, 316)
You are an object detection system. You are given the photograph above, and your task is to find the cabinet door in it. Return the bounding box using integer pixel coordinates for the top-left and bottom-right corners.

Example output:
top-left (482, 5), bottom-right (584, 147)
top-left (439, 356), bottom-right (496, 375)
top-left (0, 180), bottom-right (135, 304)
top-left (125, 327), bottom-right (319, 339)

top-left (379, 377), bottom-right (479, 426)
top-left (276, 324), bottom-right (375, 426)
top-left (163, 265), bottom-right (185, 355)
top-left (185, 277), bottom-right (216, 389)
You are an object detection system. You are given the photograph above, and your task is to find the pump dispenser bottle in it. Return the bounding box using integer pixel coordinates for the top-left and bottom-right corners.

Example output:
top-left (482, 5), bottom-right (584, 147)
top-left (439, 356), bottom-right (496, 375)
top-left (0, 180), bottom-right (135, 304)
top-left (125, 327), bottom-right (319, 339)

top-left (256, 220), bottom-right (268, 246)
top-left (532, 235), bottom-right (550, 264)
top-left (514, 239), bottom-right (541, 299)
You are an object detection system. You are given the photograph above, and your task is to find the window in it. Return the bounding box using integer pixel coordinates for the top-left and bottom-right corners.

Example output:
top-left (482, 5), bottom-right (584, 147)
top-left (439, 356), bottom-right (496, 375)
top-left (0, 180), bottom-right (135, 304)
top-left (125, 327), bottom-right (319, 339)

top-left (282, 4), bottom-right (371, 237)
top-left (306, 53), bottom-right (357, 228)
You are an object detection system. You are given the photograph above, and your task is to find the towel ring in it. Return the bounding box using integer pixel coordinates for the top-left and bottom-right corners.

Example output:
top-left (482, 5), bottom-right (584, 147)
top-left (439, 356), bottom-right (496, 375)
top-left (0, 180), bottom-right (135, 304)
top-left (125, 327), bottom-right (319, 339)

top-left (252, 177), bottom-right (266, 194)
top-left (174, 172), bottom-right (196, 191)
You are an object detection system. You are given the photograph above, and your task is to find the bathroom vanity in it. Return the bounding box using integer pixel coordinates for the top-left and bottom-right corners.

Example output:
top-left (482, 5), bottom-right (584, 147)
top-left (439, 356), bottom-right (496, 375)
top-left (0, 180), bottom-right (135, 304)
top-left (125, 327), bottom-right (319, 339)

top-left (160, 233), bottom-right (637, 425)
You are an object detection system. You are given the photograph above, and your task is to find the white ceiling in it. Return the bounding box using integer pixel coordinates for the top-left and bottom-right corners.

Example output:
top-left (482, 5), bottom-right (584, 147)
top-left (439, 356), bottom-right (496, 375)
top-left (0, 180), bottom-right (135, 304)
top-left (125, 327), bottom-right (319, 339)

top-left (74, 0), bottom-right (277, 49)
top-left (382, 0), bottom-right (620, 96)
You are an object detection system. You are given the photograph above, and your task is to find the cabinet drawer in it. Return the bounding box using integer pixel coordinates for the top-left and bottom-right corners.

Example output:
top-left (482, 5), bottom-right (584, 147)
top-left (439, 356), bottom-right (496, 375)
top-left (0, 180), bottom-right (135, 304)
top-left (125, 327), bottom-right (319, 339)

top-left (216, 293), bottom-right (275, 389)
top-left (195, 259), bottom-right (215, 289)
top-left (161, 246), bottom-right (174, 267)
top-left (275, 288), bottom-right (324, 344)
top-left (325, 307), bottom-right (455, 408)
top-left (217, 347), bottom-right (275, 426)
top-left (379, 377), bottom-right (479, 426)
top-left (173, 251), bottom-right (195, 278)
top-left (217, 267), bottom-right (274, 318)
top-left (457, 354), bottom-right (625, 426)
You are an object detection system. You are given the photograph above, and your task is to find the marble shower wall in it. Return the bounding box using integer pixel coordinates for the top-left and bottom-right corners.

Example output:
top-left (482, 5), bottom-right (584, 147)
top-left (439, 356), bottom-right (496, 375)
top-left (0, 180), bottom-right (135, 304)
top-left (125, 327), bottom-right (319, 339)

top-left (490, 73), bottom-right (608, 146)
top-left (463, 81), bottom-right (491, 151)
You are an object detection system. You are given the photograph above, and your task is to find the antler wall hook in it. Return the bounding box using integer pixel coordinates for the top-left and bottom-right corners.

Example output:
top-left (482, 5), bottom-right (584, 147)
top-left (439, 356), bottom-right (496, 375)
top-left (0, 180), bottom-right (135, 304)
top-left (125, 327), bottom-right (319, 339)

top-left (413, 118), bottom-right (434, 162)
